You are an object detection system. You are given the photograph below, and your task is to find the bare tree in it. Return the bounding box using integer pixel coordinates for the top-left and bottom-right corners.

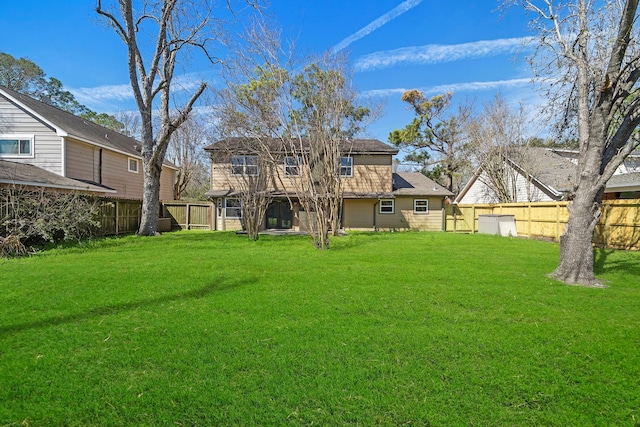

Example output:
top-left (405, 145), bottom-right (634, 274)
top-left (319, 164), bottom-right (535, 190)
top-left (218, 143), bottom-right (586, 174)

top-left (113, 110), bottom-right (142, 138)
top-left (213, 24), bottom-right (288, 240)
top-left (465, 94), bottom-right (537, 203)
top-left (166, 114), bottom-right (211, 200)
top-left (214, 22), bottom-right (372, 247)
top-left (96, 0), bottom-right (258, 236)
top-left (509, 0), bottom-right (640, 286)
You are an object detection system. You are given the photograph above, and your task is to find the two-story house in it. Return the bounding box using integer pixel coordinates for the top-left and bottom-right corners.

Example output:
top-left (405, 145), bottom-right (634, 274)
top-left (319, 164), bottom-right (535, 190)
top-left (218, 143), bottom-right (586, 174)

top-left (0, 85), bottom-right (176, 199)
top-left (204, 138), bottom-right (453, 232)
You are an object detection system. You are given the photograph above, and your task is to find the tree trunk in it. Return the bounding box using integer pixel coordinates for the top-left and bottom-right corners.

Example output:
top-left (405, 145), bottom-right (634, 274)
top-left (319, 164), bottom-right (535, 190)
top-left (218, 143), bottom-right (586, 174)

top-left (549, 184), bottom-right (606, 287)
top-left (137, 158), bottom-right (162, 236)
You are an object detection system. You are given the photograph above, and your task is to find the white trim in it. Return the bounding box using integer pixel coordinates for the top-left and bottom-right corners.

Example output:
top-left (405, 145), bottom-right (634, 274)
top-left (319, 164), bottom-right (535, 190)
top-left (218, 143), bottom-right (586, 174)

top-left (61, 136), bottom-right (67, 177)
top-left (231, 155), bottom-right (259, 176)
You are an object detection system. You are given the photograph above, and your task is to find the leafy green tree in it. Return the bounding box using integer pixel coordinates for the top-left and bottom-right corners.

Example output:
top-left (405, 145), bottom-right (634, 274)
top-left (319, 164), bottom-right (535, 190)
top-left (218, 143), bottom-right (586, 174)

top-left (0, 52), bottom-right (126, 133)
top-left (41, 77), bottom-right (89, 115)
top-left (389, 91), bottom-right (469, 192)
top-left (0, 52), bottom-right (46, 95)
top-left (79, 111), bottom-right (125, 134)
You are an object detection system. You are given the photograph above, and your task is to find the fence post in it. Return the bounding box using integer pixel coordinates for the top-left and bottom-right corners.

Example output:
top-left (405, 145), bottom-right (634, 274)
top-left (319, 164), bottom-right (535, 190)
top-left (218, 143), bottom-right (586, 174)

top-left (555, 203), bottom-right (560, 242)
top-left (471, 205), bottom-right (476, 234)
top-left (603, 202), bottom-right (610, 249)
top-left (115, 200), bottom-right (119, 235)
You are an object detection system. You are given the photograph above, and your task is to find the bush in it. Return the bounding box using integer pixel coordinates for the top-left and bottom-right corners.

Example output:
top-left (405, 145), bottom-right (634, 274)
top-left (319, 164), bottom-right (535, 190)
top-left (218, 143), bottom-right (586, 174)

top-left (0, 187), bottom-right (101, 257)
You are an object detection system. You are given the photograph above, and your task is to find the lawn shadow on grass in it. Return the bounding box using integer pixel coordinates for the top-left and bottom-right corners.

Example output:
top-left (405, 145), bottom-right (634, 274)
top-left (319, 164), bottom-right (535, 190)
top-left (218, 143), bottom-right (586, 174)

top-left (0, 276), bottom-right (256, 336)
top-left (593, 248), bottom-right (640, 278)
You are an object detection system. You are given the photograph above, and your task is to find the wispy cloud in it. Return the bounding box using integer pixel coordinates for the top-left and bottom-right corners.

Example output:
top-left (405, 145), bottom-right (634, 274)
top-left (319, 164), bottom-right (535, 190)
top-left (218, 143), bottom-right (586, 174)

top-left (362, 78), bottom-right (533, 98)
top-left (68, 72), bottom-right (211, 112)
top-left (331, 0), bottom-right (424, 54)
top-left (70, 84), bottom-right (134, 104)
top-left (355, 37), bottom-right (534, 72)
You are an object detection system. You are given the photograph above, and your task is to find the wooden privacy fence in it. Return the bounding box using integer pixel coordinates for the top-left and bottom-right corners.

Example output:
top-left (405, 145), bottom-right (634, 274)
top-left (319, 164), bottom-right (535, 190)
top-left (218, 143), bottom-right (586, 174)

top-left (97, 200), bottom-right (214, 235)
top-left (162, 202), bottom-right (213, 230)
top-left (445, 200), bottom-right (640, 250)
top-left (97, 198), bottom-right (142, 236)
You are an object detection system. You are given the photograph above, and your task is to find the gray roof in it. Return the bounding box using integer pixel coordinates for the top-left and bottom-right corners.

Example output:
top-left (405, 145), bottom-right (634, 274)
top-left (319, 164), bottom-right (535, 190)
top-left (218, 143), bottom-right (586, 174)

top-left (606, 172), bottom-right (640, 190)
top-left (0, 160), bottom-right (116, 193)
top-left (392, 172), bottom-right (454, 197)
top-left (204, 137), bottom-right (398, 155)
top-left (0, 85), bottom-right (144, 158)
top-left (508, 147), bottom-right (577, 193)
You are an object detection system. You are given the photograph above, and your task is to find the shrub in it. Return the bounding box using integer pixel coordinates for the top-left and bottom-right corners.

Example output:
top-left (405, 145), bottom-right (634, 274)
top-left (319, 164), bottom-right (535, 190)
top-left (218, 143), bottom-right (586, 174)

top-left (0, 187), bottom-right (101, 256)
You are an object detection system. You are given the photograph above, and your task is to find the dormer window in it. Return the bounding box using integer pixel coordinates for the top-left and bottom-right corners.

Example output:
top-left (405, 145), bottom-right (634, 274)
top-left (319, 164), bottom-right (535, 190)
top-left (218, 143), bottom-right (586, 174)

top-left (128, 158), bottom-right (139, 173)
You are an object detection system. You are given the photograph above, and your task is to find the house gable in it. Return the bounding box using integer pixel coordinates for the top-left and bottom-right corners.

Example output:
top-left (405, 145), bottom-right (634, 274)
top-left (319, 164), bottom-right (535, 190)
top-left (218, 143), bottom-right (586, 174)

top-left (0, 85), bottom-right (177, 200)
top-left (0, 93), bottom-right (65, 175)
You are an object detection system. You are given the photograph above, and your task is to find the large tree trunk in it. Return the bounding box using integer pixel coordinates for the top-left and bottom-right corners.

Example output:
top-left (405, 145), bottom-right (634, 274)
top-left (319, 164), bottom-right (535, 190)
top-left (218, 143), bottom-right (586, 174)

top-left (137, 158), bottom-right (162, 236)
top-left (550, 183), bottom-right (605, 287)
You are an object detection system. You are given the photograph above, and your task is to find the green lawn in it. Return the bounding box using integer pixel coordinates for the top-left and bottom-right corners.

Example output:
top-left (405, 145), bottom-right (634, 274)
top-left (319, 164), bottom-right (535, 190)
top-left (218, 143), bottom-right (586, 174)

top-left (1, 231), bottom-right (639, 426)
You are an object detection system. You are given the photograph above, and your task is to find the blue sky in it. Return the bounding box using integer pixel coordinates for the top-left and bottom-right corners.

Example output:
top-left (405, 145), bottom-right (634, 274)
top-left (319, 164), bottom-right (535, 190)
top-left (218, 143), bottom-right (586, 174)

top-left (0, 0), bottom-right (537, 143)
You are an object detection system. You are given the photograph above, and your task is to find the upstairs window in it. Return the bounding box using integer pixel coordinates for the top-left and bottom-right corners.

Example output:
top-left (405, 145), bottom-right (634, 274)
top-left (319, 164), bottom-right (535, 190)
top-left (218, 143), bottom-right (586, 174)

top-left (128, 158), bottom-right (139, 173)
top-left (380, 199), bottom-right (394, 214)
top-left (284, 156), bottom-right (300, 176)
top-left (340, 156), bottom-right (353, 177)
top-left (231, 155), bottom-right (258, 176)
top-left (0, 135), bottom-right (33, 158)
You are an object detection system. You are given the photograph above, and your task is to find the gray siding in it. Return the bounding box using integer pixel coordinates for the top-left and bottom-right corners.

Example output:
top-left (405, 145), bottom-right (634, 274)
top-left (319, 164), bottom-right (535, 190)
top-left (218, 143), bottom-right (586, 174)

top-left (0, 95), bottom-right (63, 175)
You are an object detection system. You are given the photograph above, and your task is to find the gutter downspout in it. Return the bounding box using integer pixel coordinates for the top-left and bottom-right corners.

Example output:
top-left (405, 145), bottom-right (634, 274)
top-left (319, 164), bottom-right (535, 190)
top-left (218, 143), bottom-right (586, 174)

top-left (441, 197), bottom-right (446, 231)
top-left (373, 200), bottom-right (379, 232)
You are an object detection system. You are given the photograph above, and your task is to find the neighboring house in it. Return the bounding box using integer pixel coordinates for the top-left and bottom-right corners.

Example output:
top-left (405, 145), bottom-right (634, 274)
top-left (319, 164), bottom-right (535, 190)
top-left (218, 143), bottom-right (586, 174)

top-left (456, 147), bottom-right (640, 204)
top-left (603, 172), bottom-right (640, 200)
top-left (0, 85), bottom-right (176, 200)
top-left (204, 138), bottom-right (453, 232)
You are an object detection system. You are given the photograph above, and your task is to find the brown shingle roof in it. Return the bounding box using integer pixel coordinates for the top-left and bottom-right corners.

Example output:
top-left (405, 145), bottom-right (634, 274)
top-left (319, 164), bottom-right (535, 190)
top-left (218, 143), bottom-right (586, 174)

top-left (0, 160), bottom-right (116, 193)
top-left (392, 172), bottom-right (454, 196)
top-left (204, 137), bottom-right (398, 155)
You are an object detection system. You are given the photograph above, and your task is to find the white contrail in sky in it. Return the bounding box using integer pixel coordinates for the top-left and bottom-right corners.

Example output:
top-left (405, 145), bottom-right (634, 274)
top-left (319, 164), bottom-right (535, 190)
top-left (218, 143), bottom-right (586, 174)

top-left (355, 37), bottom-right (534, 71)
top-left (331, 0), bottom-right (424, 54)
top-left (361, 78), bottom-right (533, 98)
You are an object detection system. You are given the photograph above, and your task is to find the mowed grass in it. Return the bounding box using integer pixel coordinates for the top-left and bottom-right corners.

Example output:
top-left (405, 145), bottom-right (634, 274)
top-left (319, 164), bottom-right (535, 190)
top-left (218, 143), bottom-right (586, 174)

top-left (1, 231), bottom-right (639, 426)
